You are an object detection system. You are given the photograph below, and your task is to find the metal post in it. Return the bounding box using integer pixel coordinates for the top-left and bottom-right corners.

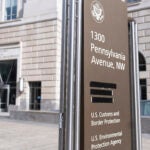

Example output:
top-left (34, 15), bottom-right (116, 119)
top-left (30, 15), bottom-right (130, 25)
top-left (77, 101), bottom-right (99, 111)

top-left (59, 0), bottom-right (82, 149)
top-left (131, 21), bottom-right (142, 150)
top-left (75, 0), bottom-right (82, 150)
top-left (135, 22), bottom-right (142, 150)
top-left (66, 0), bottom-right (76, 149)
top-left (59, 0), bottom-right (68, 150)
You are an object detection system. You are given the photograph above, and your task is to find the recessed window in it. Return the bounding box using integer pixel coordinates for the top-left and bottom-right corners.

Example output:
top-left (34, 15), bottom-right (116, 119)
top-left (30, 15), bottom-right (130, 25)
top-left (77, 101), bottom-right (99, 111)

top-left (127, 0), bottom-right (141, 3)
top-left (139, 52), bottom-right (146, 71)
top-left (29, 82), bottom-right (41, 111)
top-left (140, 79), bottom-right (147, 100)
top-left (139, 53), bottom-right (147, 100)
top-left (0, 60), bottom-right (17, 112)
top-left (5, 0), bottom-right (17, 20)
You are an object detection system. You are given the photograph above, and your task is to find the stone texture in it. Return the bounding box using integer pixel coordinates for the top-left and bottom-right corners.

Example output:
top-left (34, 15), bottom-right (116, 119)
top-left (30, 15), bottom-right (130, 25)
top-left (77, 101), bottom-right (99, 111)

top-left (138, 22), bottom-right (150, 30)
top-left (135, 17), bottom-right (145, 24)
top-left (138, 9), bottom-right (150, 17)
top-left (139, 44), bottom-right (146, 51)
top-left (138, 30), bottom-right (145, 37)
top-left (0, 118), bottom-right (58, 150)
top-left (0, 19), bottom-right (61, 112)
top-left (10, 110), bottom-right (59, 124)
top-left (142, 134), bottom-right (150, 150)
top-left (144, 16), bottom-right (150, 22)
top-left (139, 36), bottom-right (150, 44)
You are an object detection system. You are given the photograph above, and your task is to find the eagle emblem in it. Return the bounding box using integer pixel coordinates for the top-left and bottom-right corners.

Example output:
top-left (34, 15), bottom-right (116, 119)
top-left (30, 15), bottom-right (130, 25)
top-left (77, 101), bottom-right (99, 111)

top-left (91, 0), bottom-right (104, 23)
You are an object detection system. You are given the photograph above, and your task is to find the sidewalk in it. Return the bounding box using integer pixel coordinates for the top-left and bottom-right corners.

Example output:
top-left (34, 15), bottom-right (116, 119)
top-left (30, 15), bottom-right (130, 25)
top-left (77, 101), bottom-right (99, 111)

top-left (142, 134), bottom-right (150, 150)
top-left (0, 118), bottom-right (58, 150)
top-left (0, 117), bottom-right (149, 150)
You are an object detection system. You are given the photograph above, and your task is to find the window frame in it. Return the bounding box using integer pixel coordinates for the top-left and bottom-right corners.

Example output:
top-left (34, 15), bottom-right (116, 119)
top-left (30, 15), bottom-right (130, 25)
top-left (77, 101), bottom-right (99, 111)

top-left (4, 0), bottom-right (18, 21)
top-left (29, 82), bottom-right (41, 111)
top-left (2, 0), bottom-right (18, 21)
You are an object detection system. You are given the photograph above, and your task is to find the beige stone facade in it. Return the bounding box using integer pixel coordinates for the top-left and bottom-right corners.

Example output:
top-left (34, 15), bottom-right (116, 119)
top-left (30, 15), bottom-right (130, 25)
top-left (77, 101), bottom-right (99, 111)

top-left (0, 0), bottom-right (62, 115)
top-left (128, 1), bottom-right (150, 100)
top-left (0, 19), bottom-right (61, 112)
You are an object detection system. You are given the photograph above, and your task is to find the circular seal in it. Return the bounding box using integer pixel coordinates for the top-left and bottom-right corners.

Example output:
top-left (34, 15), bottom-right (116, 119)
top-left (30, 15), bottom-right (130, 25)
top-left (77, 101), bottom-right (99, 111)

top-left (90, 0), bottom-right (104, 23)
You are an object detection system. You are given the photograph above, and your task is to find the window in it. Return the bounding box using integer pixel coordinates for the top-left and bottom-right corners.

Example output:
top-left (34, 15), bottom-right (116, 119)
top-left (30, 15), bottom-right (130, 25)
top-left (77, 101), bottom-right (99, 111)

top-left (0, 60), bottom-right (17, 111)
top-left (29, 82), bottom-right (41, 110)
top-left (5, 0), bottom-right (17, 20)
top-left (139, 53), bottom-right (147, 100)
top-left (140, 79), bottom-right (147, 100)
top-left (127, 0), bottom-right (141, 3)
top-left (139, 52), bottom-right (146, 71)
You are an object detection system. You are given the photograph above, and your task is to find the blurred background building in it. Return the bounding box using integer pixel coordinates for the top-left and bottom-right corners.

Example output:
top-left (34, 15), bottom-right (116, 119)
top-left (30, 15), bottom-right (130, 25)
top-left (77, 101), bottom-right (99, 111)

top-left (0, 0), bottom-right (62, 123)
top-left (0, 0), bottom-right (150, 128)
top-left (128, 0), bottom-right (150, 132)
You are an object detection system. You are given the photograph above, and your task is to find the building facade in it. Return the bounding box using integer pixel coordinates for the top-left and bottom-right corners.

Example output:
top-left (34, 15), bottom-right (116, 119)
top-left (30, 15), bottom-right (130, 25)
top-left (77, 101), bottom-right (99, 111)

top-left (1, 0), bottom-right (149, 122)
top-left (0, 0), bottom-right (62, 120)
top-left (128, 0), bottom-right (150, 116)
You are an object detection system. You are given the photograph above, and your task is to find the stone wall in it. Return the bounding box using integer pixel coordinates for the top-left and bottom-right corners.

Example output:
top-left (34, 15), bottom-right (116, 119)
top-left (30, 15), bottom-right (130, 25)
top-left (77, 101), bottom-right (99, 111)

top-left (128, 8), bottom-right (150, 99)
top-left (0, 19), bottom-right (61, 111)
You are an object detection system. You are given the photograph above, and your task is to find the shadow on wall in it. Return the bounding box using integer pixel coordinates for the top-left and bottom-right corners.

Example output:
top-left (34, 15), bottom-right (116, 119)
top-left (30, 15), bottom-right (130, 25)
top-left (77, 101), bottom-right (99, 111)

top-left (18, 0), bottom-right (27, 18)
